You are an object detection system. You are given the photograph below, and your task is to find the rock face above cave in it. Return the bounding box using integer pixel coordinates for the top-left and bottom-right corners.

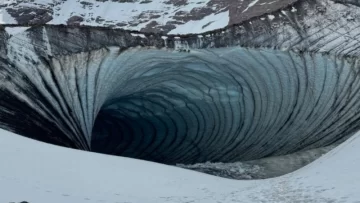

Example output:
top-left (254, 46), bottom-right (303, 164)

top-left (1, 0), bottom-right (297, 34)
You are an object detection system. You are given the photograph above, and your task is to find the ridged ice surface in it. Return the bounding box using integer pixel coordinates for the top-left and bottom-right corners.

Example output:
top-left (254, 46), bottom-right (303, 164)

top-left (2, 42), bottom-right (360, 164)
top-left (2, 0), bottom-right (360, 165)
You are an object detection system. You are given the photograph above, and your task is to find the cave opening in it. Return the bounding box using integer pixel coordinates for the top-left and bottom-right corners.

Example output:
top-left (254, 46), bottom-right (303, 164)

top-left (2, 46), bottom-right (360, 178)
top-left (83, 47), bottom-right (359, 167)
top-left (90, 59), bottom-right (239, 165)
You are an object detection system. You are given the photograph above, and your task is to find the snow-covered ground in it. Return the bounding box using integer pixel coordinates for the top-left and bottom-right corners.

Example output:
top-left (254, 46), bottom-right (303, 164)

top-left (1, 128), bottom-right (360, 203)
top-left (167, 11), bottom-right (229, 34)
top-left (0, 3), bottom-right (16, 24)
top-left (0, 0), bottom-right (297, 34)
top-left (0, 0), bottom-right (230, 34)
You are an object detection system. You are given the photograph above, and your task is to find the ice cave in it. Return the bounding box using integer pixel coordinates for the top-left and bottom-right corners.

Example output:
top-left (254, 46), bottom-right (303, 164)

top-left (2, 38), bottom-right (359, 165)
top-left (2, 0), bottom-right (360, 202)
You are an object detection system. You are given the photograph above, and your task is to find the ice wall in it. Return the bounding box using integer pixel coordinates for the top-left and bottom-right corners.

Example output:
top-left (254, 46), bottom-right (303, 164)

top-left (1, 0), bottom-right (360, 164)
top-left (2, 40), bottom-right (360, 164)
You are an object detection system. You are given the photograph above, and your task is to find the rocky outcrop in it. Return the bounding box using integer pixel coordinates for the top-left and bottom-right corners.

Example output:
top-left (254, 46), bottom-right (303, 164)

top-left (6, 7), bottom-right (53, 25)
top-left (1, 0), bottom-right (301, 34)
top-left (66, 16), bottom-right (84, 25)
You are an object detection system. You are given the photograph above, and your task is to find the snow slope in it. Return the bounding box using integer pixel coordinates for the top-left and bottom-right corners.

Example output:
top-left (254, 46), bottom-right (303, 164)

top-left (1, 0), bottom-right (230, 34)
top-left (1, 128), bottom-right (360, 203)
top-left (0, 0), bottom-right (298, 34)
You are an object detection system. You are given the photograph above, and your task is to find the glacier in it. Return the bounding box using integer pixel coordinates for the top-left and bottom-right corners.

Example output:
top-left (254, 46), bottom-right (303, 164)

top-left (2, 0), bottom-right (360, 166)
top-left (2, 25), bottom-right (360, 165)
top-left (2, 0), bottom-right (360, 202)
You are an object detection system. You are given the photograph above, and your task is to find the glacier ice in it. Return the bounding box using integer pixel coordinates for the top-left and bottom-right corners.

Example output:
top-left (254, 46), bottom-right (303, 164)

top-left (2, 28), bottom-right (360, 165)
top-left (1, 0), bottom-right (360, 166)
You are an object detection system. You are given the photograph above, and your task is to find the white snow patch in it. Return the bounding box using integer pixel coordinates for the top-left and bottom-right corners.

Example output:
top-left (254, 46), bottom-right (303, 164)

top-left (168, 11), bottom-right (229, 34)
top-left (268, 14), bottom-right (275, 20)
top-left (260, 1), bottom-right (278, 5)
top-left (131, 33), bottom-right (146, 38)
top-left (242, 0), bottom-right (260, 13)
top-left (0, 6), bottom-right (17, 24)
top-left (5, 27), bottom-right (30, 35)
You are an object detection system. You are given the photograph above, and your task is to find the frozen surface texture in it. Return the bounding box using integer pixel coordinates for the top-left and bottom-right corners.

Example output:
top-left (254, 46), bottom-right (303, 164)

top-left (0, 34), bottom-right (360, 164)
top-left (1, 128), bottom-right (360, 203)
top-left (1, 0), bottom-right (360, 201)
top-left (2, 42), bottom-right (359, 165)
top-left (1, 0), bottom-right (360, 165)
